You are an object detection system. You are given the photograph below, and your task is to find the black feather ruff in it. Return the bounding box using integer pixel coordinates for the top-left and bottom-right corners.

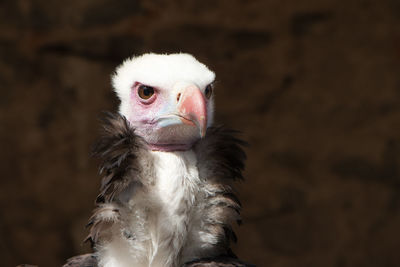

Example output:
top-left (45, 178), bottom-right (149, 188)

top-left (92, 112), bottom-right (146, 203)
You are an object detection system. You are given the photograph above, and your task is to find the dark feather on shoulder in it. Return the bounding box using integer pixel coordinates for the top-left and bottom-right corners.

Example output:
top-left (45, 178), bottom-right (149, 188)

top-left (196, 126), bottom-right (247, 181)
top-left (92, 112), bottom-right (145, 203)
top-left (86, 112), bottom-right (145, 246)
top-left (195, 126), bottom-right (247, 252)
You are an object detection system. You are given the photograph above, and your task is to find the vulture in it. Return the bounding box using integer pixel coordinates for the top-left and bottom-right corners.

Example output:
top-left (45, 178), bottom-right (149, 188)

top-left (64, 53), bottom-right (254, 267)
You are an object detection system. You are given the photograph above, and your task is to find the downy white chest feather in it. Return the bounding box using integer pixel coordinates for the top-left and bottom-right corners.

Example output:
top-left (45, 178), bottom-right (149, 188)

top-left (97, 150), bottom-right (204, 267)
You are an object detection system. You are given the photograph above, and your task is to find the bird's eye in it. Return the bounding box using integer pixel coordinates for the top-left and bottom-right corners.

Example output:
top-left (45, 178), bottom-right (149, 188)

top-left (205, 84), bottom-right (213, 99)
top-left (138, 85), bottom-right (155, 100)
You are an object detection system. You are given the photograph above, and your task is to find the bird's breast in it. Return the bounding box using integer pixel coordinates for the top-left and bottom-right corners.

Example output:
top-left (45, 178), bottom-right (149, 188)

top-left (140, 150), bottom-right (202, 266)
top-left (150, 150), bottom-right (201, 214)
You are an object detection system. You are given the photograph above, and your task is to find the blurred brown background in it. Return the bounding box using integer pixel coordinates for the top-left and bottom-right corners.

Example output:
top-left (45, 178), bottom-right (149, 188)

top-left (1, 0), bottom-right (400, 266)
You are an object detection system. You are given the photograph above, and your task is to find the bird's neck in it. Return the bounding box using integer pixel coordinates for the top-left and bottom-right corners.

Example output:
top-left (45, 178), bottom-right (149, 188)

top-left (147, 142), bottom-right (195, 152)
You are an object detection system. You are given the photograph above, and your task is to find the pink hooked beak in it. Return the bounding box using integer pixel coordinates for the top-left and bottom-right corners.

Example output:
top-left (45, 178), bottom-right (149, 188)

top-left (177, 85), bottom-right (207, 137)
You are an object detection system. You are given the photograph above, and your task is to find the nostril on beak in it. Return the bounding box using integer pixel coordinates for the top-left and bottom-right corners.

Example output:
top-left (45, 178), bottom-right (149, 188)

top-left (177, 93), bottom-right (181, 102)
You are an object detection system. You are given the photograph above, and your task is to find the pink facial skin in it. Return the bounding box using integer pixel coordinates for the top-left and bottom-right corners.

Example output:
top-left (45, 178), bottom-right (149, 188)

top-left (129, 82), bottom-right (161, 122)
top-left (127, 82), bottom-right (208, 151)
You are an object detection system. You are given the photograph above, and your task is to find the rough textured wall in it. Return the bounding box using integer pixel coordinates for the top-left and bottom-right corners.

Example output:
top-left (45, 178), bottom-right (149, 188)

top-left (1, 0), bottom-right (400, 266)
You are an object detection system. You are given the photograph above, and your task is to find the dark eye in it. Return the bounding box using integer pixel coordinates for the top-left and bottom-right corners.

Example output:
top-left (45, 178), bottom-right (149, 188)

top-left (138, 85), bottom-right (155, 100)
top-left (205, 84), bottom-right (213, 99)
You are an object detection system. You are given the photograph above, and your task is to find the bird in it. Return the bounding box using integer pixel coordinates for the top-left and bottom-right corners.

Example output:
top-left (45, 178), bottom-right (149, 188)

top-left (63, 53), bottom-right (255, 267)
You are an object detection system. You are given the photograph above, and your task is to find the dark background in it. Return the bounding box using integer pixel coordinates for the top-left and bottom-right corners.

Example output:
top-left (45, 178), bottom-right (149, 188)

top-left (1, 0), bottom-right (400, 266)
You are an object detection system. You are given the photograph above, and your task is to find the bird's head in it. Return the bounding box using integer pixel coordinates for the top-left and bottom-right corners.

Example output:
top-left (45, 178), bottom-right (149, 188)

top-left (112, 53), bottom-right (216, 151)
